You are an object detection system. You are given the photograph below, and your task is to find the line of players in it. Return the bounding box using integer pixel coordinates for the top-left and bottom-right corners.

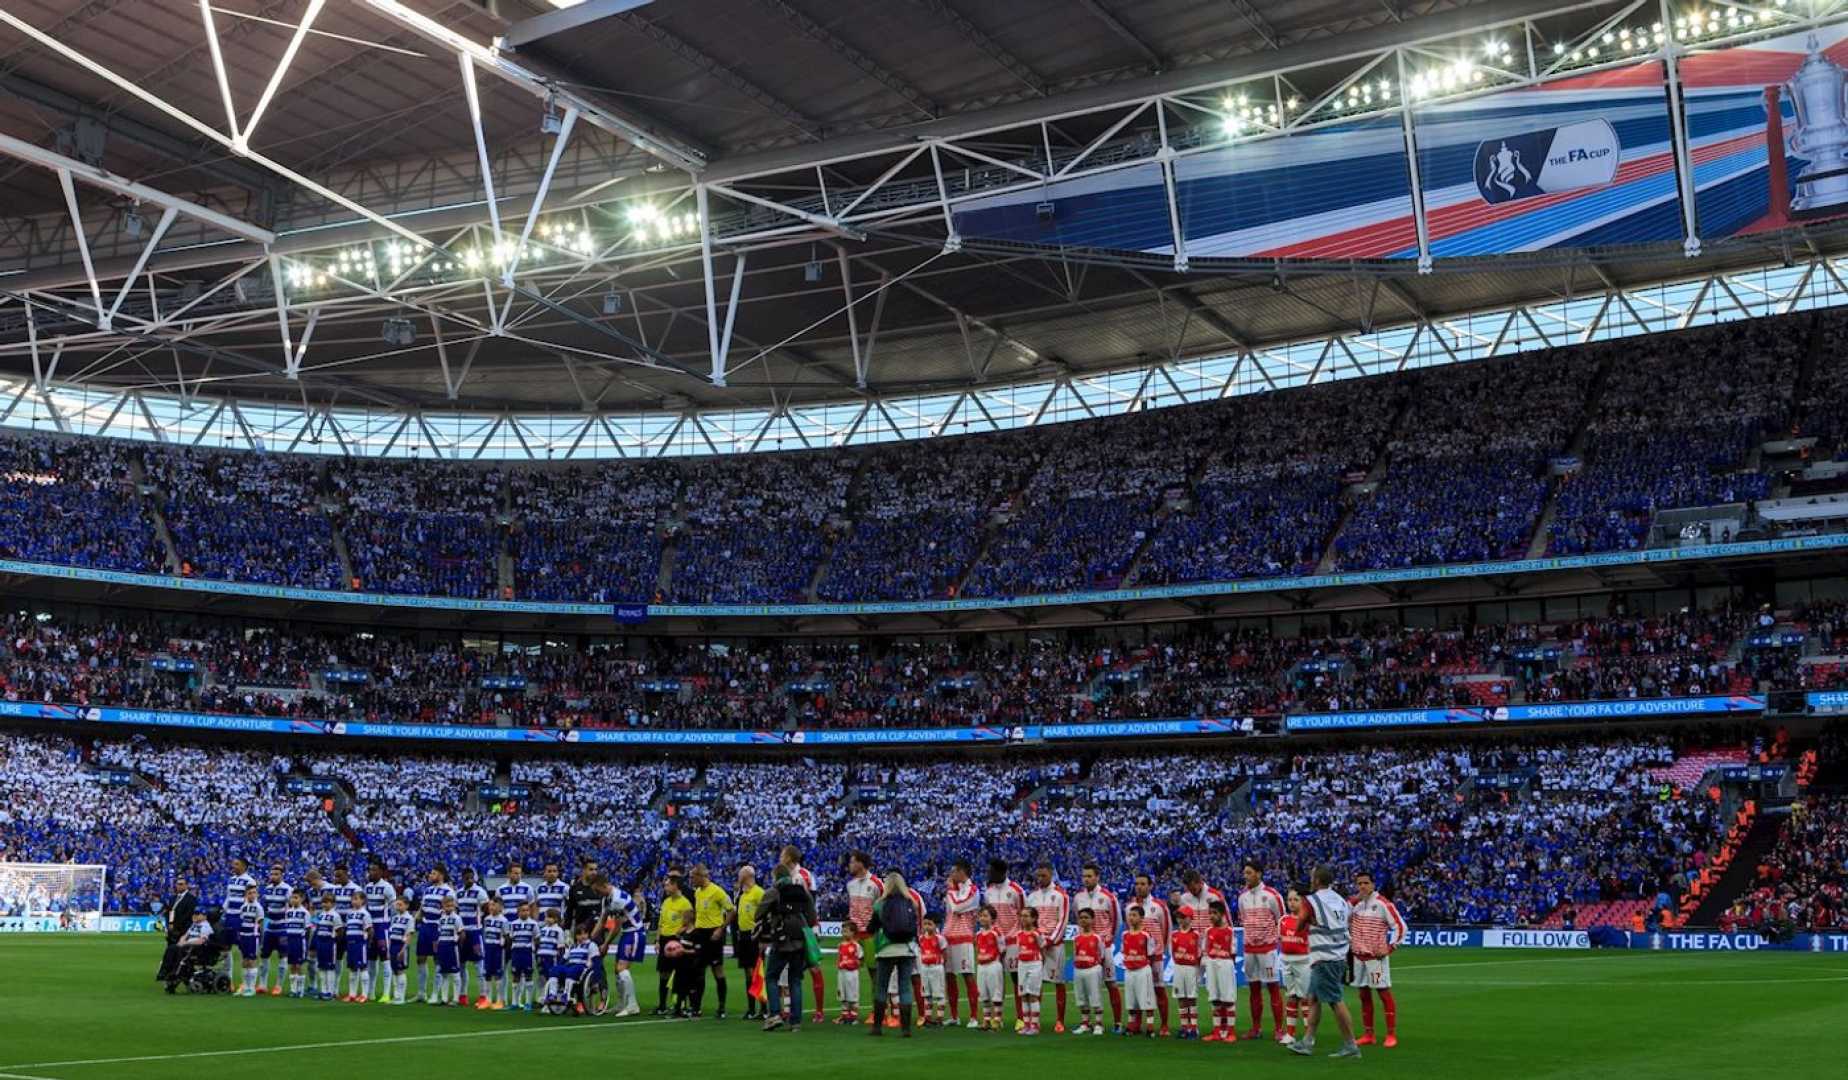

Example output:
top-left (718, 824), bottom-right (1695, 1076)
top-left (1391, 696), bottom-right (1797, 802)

top-left (203, 850), bottom-right (1407, 1048)
top-left (838, 854), bottom-right (1407, 1047)
top-left (213, 858), bottom-right (648, 1013)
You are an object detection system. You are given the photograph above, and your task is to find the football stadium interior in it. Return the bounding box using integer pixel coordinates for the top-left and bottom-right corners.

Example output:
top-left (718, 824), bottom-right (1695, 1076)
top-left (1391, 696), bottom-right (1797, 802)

top-left (0, 0), bottom-right (1846, 1076)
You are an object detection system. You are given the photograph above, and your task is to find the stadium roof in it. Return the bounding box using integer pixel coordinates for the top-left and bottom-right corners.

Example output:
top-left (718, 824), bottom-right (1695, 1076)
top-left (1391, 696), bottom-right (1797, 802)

top-left (1, 0), bottom-right (1846, 455)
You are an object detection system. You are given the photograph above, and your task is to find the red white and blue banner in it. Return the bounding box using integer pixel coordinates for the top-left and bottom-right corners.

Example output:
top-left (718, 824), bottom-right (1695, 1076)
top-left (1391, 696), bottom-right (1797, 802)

top-left (1678, 25), bottom-right (1848, 239)
top-left (1411, 61), bottom-right (1686, 255)
top-left (1172, 114), bottom-right (1417, 260)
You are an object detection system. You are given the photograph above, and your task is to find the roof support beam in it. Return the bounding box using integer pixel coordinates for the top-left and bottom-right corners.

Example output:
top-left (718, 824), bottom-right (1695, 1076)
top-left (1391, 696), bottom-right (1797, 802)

top-left (615, 10), bottom-right (825, 141)
top-left (502, 0), bottom-right (656, 49)
top-left (0, 129), bottom-right (276, 246)
top-left (757, 0), bottom-right (939, 119)
top-left (907, 0), bottom-right (1047, 96)
top-left (356, 0), bottom-right (707, 172)
top-left (1225, 0), bottom-right (1281, 49)
top-left (1074, 0), bottom-right (1161, 69)
top-left (0, 73), bottom-right (274, 196)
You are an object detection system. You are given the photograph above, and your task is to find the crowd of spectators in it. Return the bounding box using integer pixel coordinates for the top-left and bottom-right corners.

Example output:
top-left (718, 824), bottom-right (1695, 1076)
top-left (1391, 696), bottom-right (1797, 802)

top-left (667, 454), bottom-right (851, 604)
top-left (0, 726), bottom-right (1764, 925)
top-left (1337, 356), bottom-right (1594, 571)
top-left (509, 464), bottom-right (675, 603)
top-left (1548, 319), bottom-right (1799, 554)
top-left (2, 600), bottom-right (1817, 734)
top-left (1742, 794), bottom-right (1846, 933)
top-left (334, 460), bottom-right (504, 597)
top-left (145, 449), bottom-right (342, 589)
top-left (0, 436), bottom-right (163, 573)
top-left (3, 310), bottom-right (1827, 605)
top-left (819, 438), bottom-right (1027, 601)
top-left (961, 409), bottom-right (1216, 598)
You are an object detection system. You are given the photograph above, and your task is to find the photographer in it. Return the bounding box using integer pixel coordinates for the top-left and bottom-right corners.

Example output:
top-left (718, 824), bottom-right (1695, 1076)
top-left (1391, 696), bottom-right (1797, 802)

top-left (755, 866), bottom-right (817, 1032)
top-left (867, 870), bottom-right (922, 1038)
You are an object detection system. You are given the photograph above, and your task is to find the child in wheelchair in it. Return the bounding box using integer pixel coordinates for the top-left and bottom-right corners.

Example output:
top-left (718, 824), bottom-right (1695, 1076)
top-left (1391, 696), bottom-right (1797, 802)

top-left (541, 926), bottom-right (609, 1015)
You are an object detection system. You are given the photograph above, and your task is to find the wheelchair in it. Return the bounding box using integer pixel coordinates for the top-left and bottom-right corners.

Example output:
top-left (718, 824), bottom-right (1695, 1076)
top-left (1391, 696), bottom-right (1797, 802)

top-left (542, 963), bottom-right (610, 1017)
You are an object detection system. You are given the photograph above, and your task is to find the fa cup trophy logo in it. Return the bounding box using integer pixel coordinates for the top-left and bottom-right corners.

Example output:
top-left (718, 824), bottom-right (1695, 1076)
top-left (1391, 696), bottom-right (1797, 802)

top-left (1786, 33), bottom-right (1848, 215)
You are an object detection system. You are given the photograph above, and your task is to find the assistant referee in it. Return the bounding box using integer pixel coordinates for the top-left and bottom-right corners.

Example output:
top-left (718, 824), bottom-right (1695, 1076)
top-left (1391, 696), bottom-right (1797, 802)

top-left (734, 865), bottom-right (765, 1020)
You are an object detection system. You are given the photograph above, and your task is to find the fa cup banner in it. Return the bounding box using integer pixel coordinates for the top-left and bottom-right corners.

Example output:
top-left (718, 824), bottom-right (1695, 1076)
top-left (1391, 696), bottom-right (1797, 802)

top-left (1474, 120), bottom-right (1620, 205)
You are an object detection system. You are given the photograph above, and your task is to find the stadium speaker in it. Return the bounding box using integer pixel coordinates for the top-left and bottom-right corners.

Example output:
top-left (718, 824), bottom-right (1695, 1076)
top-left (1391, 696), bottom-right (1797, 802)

top-left (1035, 201), bottom-right (1055, 222)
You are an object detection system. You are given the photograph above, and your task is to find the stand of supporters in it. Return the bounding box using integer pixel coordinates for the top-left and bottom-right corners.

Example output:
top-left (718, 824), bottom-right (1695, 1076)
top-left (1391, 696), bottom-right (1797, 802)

top-left (668, 455), bottom-right (851, 603)
top-left (145, 448), bottom-right (341, 589)
top-left (1737, 794), bottom-right (1847, 933)
top-left (1, 311), bottom-right (1834, 603)
top-left (0, 436), bottom-right (162, 573)
top-left (0, 602), bottom-right (1817, 733)
top-left (0, 728), bottom-right (1745, 930)
top-left (509, 464), bottom-right (675, 602)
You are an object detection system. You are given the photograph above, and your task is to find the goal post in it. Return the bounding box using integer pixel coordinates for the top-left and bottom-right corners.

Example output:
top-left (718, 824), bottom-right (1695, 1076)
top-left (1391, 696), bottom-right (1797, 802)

top-left (0, 863), bottom-right (108, 930)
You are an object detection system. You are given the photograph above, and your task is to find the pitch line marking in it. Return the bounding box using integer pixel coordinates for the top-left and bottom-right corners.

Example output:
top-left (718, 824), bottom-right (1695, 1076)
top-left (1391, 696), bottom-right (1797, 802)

top-left (0, 1070), bottom-right (62, 1080)
top-left (0, 1017), bottom-right (684, 1070)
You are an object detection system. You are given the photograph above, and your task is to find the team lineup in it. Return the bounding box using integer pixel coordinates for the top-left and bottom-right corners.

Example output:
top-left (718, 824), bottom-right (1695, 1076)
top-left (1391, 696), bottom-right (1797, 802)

top-left (165, 844), bottom-right (1408, 1057)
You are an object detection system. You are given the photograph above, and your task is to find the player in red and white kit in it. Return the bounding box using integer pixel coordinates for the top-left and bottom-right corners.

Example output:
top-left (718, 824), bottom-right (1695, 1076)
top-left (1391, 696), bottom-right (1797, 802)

top-left (1203, 901), bottom-right (1240, 1042)
top-left (1237, 859), bottom-right (1288, 1041)
top-left (1129, 872), bottom-right (1171, 1035)
top-left (841, 852), bottom-right (883, 1025)
top-left (942, 859), bottom-right (982, 1028)
top-left (1025, 861), bottom-right (1070, 1033)
top-left (779, 844), bottom-right (828, 1024)
top-left (1175, 870), bottom-right (1223, 1036)
top-left (1349, 870), bottom-right (1406, 1048)
top-left (982, 858), bottom-right (1026, 1025)
top-left (1071, 863), bottom-right (1122, 1031)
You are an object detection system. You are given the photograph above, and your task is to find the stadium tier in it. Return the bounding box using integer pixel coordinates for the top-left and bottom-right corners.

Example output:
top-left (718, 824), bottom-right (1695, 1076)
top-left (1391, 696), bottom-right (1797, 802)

top-left (2, 312), bottom-right (1841, 608)
top-left (0, 726), bottom-right (1806, 930)
top-left (6, 601), bottom-right (1848, 732)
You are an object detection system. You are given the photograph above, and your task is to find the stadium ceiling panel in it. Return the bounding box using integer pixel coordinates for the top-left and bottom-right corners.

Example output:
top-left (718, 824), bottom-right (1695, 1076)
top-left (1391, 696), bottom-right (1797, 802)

top-left (1, 0), bottom-right (1847, 449)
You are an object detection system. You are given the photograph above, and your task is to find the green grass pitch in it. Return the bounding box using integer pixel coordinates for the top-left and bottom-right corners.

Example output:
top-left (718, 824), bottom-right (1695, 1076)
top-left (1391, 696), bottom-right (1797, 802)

top-left (1, 935), bottom-right (1843, 1079)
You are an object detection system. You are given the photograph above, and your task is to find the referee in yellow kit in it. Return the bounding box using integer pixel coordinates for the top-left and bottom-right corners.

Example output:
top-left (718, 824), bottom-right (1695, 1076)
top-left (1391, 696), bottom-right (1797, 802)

top-left (688, 864), bottom-right (735, 1018)
top-left (734, 866), bottom-right (766, 1020)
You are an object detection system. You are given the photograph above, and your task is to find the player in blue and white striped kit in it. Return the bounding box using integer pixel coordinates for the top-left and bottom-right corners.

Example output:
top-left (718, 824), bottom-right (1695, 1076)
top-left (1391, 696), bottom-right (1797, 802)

top-left (416, 867), bottom-right (456, 1004)
top-left (534, 863), bottom-right (568, 922)
top-left (342, 894), bottom-right (372, 1002)
top-left (223, 857), bottom-right (257, 982)
top-left (456, 868), bottom-right (490, 1005)
top-left (593, 874), bottom-right (648, 1017)
top-left (434, 896), bottom-right (464, 1007)
top-left (236, 885), bottom-right (263, 997)
top-left (478, 899), bottom-right (508, 1011)
top-left (310, 895), bottom-right (341, 1000)
top-left (386, 898), bottom-right (415, 1005)
top-left (508, 902), bottom-right (539, 1011)
top-left (496, 862), bottom-right (535, 914)
top-left (363, 863), bottom-right (398, 1003)
top-left (258, 864), bottom-right (292, 996)
top-left (281, 891), bottom-right (310, 998)
top-left (328, 865), bottom-right (365, 999)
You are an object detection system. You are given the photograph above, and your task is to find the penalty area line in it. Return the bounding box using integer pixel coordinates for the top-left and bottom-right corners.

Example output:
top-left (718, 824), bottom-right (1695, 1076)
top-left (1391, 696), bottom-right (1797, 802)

top-left (1, 1017), bottom-right (684, 1070)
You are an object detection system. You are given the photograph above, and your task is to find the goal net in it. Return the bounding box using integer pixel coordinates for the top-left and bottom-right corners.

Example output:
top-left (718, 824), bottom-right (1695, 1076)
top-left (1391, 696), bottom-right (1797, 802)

top-left (0, 863), bottom-right (108, 929)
